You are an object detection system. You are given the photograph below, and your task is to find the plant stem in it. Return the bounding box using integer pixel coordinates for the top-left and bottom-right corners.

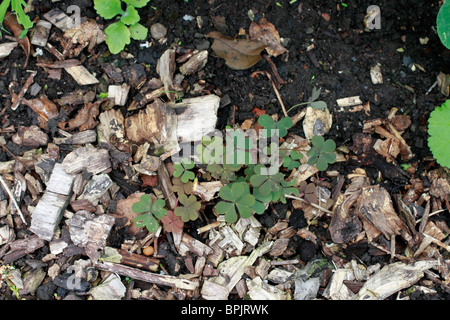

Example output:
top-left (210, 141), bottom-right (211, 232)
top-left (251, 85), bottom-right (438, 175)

top-left (286, 102), bottom-right (309, 114)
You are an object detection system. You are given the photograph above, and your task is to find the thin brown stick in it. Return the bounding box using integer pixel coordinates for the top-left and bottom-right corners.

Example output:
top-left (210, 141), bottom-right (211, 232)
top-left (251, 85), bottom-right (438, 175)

top-left (284, 194), bottom-right (334, 215)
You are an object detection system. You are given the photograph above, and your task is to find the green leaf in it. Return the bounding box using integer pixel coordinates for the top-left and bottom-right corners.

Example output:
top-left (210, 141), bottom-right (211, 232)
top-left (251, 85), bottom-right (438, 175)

top-left (311, 135), bottom-right (324, 149)
top-left (94, 0), bottom-right (123, 19)
top-left (134, 213), bottom-right (158, 232)
top-left (10, 0), bottom-right (33, 29)
top-left (121, 4), bottom-right (140, 25)
top-left (428, 99), bottom-right (450, 168)
top-left (437, 1), bottom-right (450, 49)
top-left (131, 194), bottom-right (152, 214)
top-left (151, 199), bottom-right (167, 219)
top-left (277, 116), bottom-right (293, 137)
top-left (123, 0), bottom-right (151, 8)
top-left (105, 21), bottom-right (130, 54)
top-left (174, 194), bottom-right (201, 222)
top-left (0, 0), bottom-right (11, 25)
top-left (216, 201), bottom-right (237, 223)
top-left (309, 100), bottom-right (327, 110)
top-left (132, 194), bottom-right (167, 233)
top-left (322, 139), bottom-right (336, 152)
top-left (129, 23), bottom-right (148, 40)
top-left (257, 114), bottom-right (275, 129)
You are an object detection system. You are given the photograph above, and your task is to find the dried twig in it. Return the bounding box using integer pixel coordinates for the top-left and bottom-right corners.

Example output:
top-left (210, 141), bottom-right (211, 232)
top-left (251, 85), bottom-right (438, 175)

top-left (0, 175), bottom-right (27, 225)
top-left (284, 194), bottom-right (334, 215)
top-left (251, 70), bottom-right (288, 117)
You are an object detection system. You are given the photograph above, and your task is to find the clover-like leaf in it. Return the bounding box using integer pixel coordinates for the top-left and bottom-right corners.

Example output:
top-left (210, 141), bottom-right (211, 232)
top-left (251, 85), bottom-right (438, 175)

top-left (174, 194), bottom-right (201, 222)
top-left (428, 99), bottom-right (450, 168)
top-left (173, 159), bottom-right (196, 183)
top-left (215, 182), bottom-right (255, 223)
top-left (282, 150), bottom-right (303, 170)
top-left (224, 130), bottom-right (256, 165)
top-left (171, 177), bottom-right (193, 195)
top-left (298, 181), bottom-right (318, 205)
top-left (161, 210), bottom-right (184, 234)
top-left (132, 195), bottom-right (167, 233)
top-left (258, 114), bottom-right (293, 138)
top-left (196, 135), bottom-right (224, 165)
top-left (206, 163), bottom-right (241, 183)
top-left (307, 135), bottom-right (336, 171)
top-left (272, 179), bottom-right (299, 203)
top-left (250, 164), bottom-right (284, 197)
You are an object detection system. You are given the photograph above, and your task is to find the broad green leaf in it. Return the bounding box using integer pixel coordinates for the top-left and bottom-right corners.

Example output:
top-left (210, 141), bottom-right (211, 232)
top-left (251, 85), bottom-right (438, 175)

top-left (277, 116), bottom-right (293, 137)
top-left (105, 21), bottom-right (130, 54)
top-left (322, 151), bottom-right (336, 164)
top-left (129, 23), bottom-right (148, 40)
top-left (252, 201), bottom-right (266, 214)
top-left (219, 184), bottom-right (234, 202)
top-left (216, 201), bottom-right (237, 223)
top-left (231, 182), bottom-right (245, 200)
top-left (428, 99), bottom-right (450, 168)
top-left (152, 199), bottom-right (167, 219)
top-left (0, 0), bottom-right (11, 25)
top-left (94, 0), bottom-right (123, 19)
top-left (258, 114), bottom-right (275, 129)
top-left (322, 139), bottom-right (336, 152)
top-left (237, 193), bottom-right (255, 208)
top-left (309, 100), bottom-right (327, 110)
top-left (311, 135), bottom-right (324, 149)
top-left (134, 213), bottom-right (159, 232)
top-left (437, 1), bottom-right (450, 49)
top-left (123, 0), bottom-right (151, 8)
top-left (236, 203), bottom-right (253, 218)
top-left (316, 157), bottom-right (328, 171)
top-left (181, 170), bottom-right (195, 183)
top-left (121, 4), bottom-right (140, 25)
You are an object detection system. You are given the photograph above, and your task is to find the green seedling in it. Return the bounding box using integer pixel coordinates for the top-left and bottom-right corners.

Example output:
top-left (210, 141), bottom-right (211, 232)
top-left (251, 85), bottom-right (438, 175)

top-left (173, 159), bottom-right (195, 183)
top-left (258, 114), bottom-right (293, 138)
top-left (224, 130), bottom-right (255, 165)
top-left (215, 182), bottom-right (256, 223)
top-left (132, 194), bottom-right (167, 233)
top-left (437, 1), bottom-right (450, 49)
top-left (249, 164), bottom-right (284, 197)
top-left (282, 150), bottom-right (303, 170)
top-left (161, 210), bottom-right (184, 233)
top-left (428, 99), bottom-right (450, 168)
top-left (307, 135), bottom-right (336, 171)
top-left (0, 0), bottom-right (33, 37)
top-left (287, 87), bottom-right (328, 113)
top-left (93, 0), bottom-right (149, 54)
top-left (174, 194), bottom-right (201, 222)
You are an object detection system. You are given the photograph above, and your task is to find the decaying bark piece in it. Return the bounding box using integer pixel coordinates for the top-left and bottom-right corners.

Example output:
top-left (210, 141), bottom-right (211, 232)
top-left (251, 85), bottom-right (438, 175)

top-left (94, 260), bottom-right (199, 291)
top-left (125, 99), bottom-right (179, 156)
top-left (108, 84), bottom-right (130, 106)
top-left (201, 241), bottom-right (273, 300)
top-left (356, 260), bottom-right (439, 300)
top-left (31, 19), bottom-right (52, 47)
top-left (176, 233), bottom-right (214, 257)
top-left (157, 161), bottom-right (177, 210)
top-left (53, 130), bottom-right (97, 145)
top-left (12, 125), bottom-right (48, 148)
top-left (174, 94), bottom-right (220, 142)
top-left (64, 65), bottom-right (99, 85)
top-left (43, 8), bottom-right (72, 32)
top-left (179, 50), bottom-right (208, 75)
top-left (329, 193), bottom-right (362, 243)
top-left (61, 145), bottom-right (111, 175)
top-left (89, 273), bottom-right (126, 300)
top-left (2, 235), bottom-right (45, 264)
top-left (30, 163), bottom-right (75, 241)
top-left (156, 48), bottom-right (176, 101)
top-left (355, 185), bottom-right (416, 249)
top-left (68, 210), bottom-right (115, 248)
top-left (246, 276), bottom-right (290, 300)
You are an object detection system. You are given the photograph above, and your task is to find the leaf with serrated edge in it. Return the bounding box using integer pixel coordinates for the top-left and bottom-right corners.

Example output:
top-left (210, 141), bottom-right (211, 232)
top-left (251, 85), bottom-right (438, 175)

top-left (94, 0), bottom-right (122, 19)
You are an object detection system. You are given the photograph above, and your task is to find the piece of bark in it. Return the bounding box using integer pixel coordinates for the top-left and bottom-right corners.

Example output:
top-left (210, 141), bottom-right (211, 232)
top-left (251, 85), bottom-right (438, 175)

top-left (2, 235), bottom-right (45, 264)
top-left (61, 146), bottom-right (111, 175)
top-left (11, 71), bottom-right (36, 111)
top-left (53, 130), bottom-right (97, 145)
top-left (70, 199), bottom-right (96, 213)
top-left (43, 8), bottom-right (71, 31)
top-left (356, 260), bottom-right (439, 300)
top-left (0, 160), bottom-right (15, 174)
top-left (79, 173), bottom-right (113, 205)
top-left (20, 268), bottom-right (46, 296)
top-left (30, 163), bottom-right (75, 241)
top-left (174, 94), bottom-right (220, 143)
top-left (323, 269), bottom-right (356, 300)
top-left (0, 225), bottom-right (14, 246)
top-left (329, 193), bottom-right (362, 243)
top-left (157, 161), bottom-right (177, 210)
top-left (94, 260), bottom-right (199, 291)
top-left (68, 210), bottom-right (115, 248)
top-left (201, 241), bottom-right (273, 300)
top-left (336, 96), bottom-right (363, 108)
top-left (99, 246), bottom-right (159, 272)
top-left (89, 273), bottom-right (126, 300)
top-left (179, 50), bottom-right (208, 75)
top-left (267, 268), bottom-right (294, 284)
top-left (108, 84), bottom-right (130, 106)
top-left (156, 48), bottom-right (176, 100)
top-left (125, 99), bottom-right (179, 156)
top-left (56, 90), bottom-right (95, 106)
top-left (177, 233), bottom-right (214, 257)
top-left (64, 65), bottom-right (99, 85)
top-left (355, 185), bottom-right (415, 248)
top-left (103, 63), bottom-right (124, 83)
top-left (0, 42), bottom-right (18, 58)
top-left (98, 109), bottom-right (126, 145)
top-left (12, 125), bottom-right (48, 148)
top-left (269, 238), bottom-right (290, 257)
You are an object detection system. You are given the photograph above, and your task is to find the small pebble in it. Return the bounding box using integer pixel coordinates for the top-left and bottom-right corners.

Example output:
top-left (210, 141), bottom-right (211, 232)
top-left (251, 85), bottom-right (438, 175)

top-left (150, 23), bottom-right (167, 40)
top-left (143, 246), bottom-right (154, 256)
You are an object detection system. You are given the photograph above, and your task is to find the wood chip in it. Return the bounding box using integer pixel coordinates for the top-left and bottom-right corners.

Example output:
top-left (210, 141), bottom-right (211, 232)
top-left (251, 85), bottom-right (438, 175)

top-left (64, 65), bottom-right (99, 85)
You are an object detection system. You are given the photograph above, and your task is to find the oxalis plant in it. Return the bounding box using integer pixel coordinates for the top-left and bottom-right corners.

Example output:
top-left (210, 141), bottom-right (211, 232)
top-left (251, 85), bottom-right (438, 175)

top-left (437, 0), bottom-right (450, 49)
top-left (93, 0), bottom-right (149, 54)
top-left (132, 113), bottom-right (337, 230)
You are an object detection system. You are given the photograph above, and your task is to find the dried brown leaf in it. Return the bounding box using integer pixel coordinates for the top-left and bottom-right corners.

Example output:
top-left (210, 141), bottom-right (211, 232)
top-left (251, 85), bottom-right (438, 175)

top-left (3, 12), bottom-right (31, 67)
top-left (249, 17), bottom-right (287, 57)
top-left (207, 31), bottom-right (266, 70)
top-left (58, 100), bottom-right (102, 131)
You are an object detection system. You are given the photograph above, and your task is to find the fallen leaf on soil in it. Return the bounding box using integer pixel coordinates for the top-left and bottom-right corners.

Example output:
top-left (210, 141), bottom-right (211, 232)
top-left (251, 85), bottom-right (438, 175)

top-left (3, 12), bottom-right (31, 67)
top-left (207, 31), bottom-right (266, 70)
top-left (0, 42), bottom-right (18, 59)
top-left (58, 100), bottom-right (103, 131)
top-left (249, 17), bottom-right (287, 57)
top-left (21, 95), bottom-right (59, 123)
top-left (161, 210), bottom-right (184, 234)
